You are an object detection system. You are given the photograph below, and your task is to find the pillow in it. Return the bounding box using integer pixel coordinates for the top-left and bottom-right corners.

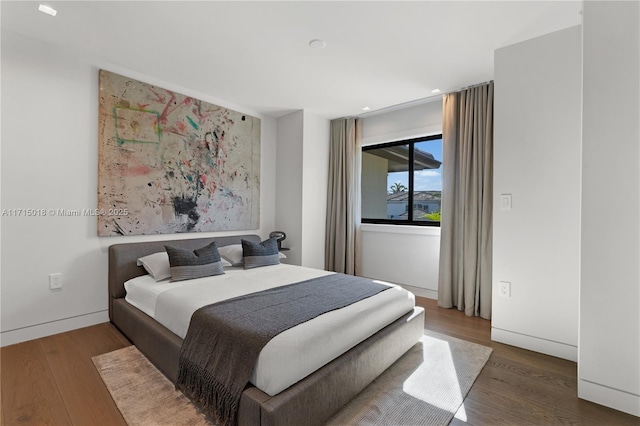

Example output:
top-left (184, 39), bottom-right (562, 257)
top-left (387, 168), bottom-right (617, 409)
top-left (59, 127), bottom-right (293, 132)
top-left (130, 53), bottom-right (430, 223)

top-left (219, 242), bottom-right (286, 267)
top-left (136, 252), bottom-right (171, 281)
top-left (218, 244), bottom-right (244, 266)
top-left (164, 242), bottom-right (225, 281)
top-left (242, 237), bottom-right (280, 269)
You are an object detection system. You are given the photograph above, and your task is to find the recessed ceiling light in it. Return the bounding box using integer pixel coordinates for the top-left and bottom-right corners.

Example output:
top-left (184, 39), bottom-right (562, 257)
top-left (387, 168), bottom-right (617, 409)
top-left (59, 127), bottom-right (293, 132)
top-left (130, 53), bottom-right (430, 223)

top-left (431, 89), bottom-right (441, 94)
top-left (362, 107), bottom-right (371, 111)
top-left (38, 4), bottom-right (57, 16)
top-left (309, 39), bottom-right (326, 49)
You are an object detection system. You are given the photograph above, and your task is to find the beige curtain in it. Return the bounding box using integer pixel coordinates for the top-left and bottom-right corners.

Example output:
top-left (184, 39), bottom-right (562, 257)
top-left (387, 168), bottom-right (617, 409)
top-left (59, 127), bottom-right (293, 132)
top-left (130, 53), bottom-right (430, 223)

top-left (438, 82), bottom-right (494, 319)
top-left (325, 118), bottom-right (362, 275)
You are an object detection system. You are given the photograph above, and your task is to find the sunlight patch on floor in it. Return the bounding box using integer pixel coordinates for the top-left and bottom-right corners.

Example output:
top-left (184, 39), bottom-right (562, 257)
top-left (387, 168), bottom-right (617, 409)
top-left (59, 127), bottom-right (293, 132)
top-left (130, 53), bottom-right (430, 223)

top-left (401, 335), bottom-right (464, 413)
top-left (454, 403), bottom-right (468, 421)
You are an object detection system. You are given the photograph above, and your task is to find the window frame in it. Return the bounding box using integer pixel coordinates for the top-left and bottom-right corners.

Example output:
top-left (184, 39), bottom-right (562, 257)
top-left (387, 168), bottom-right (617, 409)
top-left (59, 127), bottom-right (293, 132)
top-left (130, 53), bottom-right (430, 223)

top-left (361, 134), bottom-right (443, 227)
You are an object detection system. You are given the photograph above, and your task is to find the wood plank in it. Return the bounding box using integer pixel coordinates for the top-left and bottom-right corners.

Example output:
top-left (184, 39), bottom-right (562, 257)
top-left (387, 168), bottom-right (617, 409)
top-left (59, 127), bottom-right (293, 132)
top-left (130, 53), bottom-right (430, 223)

top-left (487, 341), bottom-right (578, 379)
top-left (473, 359), bottom-right (639, 425)
top-left (465, 372), bottom-right (557, 425)
top-left (454, 397), bottom-right (539, 425)
top-left (1, 340), bottom-right (72, 425)
top-left (68, 322), bottom-right (131, 357)
top-left (1, 348), bottom-right (4, 426)
top-left (417, 297), bottom-right (492, 344)
top-left (39, 325), bottom-right (129, 426)
top-left (484, 352), bottom-right (577, 392)
top-left (552, 400), bottom-right (640, 426)
top-left (473, 359), bottom-right (577, 411)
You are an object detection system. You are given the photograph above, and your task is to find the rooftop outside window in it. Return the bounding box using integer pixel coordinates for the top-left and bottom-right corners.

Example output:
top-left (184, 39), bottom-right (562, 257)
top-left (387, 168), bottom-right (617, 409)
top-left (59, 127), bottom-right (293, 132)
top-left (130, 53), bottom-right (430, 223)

top-left (361, 134), bottom-right (443, 226)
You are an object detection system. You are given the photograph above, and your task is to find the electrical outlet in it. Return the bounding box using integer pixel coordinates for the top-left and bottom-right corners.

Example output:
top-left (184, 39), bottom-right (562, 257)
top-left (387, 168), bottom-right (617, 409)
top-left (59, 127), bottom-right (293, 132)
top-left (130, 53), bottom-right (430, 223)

top-left (499, 281), bottom-right (511, 298)
top-left (49, 273), bottom-right (62, 290)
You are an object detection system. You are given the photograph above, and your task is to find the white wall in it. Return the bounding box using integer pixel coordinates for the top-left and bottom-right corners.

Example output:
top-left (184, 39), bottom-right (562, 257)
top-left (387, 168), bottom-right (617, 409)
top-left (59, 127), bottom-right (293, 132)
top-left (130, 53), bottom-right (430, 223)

top-left (300, 112), bottom-right (329, 270)
top-left (275, 111), bottom-right (304, 266)
top-left (361, 225), bottom-right (440, 299)
top-left (579, 1), bottom-right (640, 416)
top-left (362, 100), bottom-right (443, 146)
top-left (275, 110), bottom-right (329, 269)
top-left (360, 99), bottom-right (442, 298)
top-left (493, 26), bottom-right (582, 361)
top-left (0, 30), bottom-right (278, 346)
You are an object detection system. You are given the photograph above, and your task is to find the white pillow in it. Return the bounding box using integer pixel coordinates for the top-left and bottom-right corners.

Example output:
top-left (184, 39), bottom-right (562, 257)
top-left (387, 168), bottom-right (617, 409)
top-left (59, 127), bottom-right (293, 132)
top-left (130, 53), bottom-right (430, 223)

top-left (137, 252), bottom-right (171, 281)
top-left (218, 244), bottom-right (243, 266)
top-left (138, 251), bottom-right (231, 281)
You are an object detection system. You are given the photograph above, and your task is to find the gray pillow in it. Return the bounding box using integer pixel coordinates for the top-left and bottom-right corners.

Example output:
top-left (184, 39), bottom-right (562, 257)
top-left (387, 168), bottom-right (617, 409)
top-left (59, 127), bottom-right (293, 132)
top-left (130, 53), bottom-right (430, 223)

top-left (164, 242), bottom-right (225, 281)
top-left (242, 237), bottom-right (280, 269)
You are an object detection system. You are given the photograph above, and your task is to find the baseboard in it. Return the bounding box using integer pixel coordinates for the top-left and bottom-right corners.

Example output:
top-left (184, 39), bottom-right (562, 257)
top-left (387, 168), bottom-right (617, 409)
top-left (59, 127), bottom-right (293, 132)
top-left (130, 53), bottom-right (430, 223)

top-left (491, 327), bottom-right (577, 362)
top-left (0, 310), bottom-right (109, 347)
top-left (399, 284), bottom-right (437, 300)
top-left (579, 378), bottom-right (640, 417)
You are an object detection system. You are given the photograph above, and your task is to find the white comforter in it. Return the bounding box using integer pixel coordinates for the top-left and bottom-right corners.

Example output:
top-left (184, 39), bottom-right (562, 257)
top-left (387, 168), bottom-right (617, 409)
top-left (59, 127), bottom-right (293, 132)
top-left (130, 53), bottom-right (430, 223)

top-left (124, 263), bottom-right (415, 396)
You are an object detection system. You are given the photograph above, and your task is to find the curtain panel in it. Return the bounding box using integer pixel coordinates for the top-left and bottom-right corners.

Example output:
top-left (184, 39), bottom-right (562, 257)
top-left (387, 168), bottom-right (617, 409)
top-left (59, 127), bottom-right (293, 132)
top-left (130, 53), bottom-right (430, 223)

top-left (325, 118), bottom-right (362, 275)
top-left (438, 82), bottom-right (494, 319)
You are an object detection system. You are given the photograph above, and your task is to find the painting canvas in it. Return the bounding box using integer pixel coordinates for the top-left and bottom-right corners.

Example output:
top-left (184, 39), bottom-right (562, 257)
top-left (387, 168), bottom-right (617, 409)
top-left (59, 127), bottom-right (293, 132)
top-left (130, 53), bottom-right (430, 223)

top-left (98, 70), bottom-right (260, 236)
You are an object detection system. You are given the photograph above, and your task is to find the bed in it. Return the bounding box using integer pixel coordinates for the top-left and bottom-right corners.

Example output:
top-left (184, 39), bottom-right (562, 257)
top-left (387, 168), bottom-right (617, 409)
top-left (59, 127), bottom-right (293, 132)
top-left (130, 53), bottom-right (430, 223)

top-left (109, 234), bottom-right (424, 426)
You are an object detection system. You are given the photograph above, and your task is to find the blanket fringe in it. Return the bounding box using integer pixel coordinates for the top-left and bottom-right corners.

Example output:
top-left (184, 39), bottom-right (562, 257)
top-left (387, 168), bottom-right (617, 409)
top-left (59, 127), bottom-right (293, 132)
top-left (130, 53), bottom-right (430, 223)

top-left (177, 357), bottom-right (240, 426)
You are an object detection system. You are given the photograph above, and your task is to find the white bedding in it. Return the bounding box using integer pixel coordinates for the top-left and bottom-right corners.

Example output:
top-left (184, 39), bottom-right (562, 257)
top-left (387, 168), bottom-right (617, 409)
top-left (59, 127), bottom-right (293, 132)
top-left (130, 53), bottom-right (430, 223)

top-left (124, 263), bottom-right (415, 396)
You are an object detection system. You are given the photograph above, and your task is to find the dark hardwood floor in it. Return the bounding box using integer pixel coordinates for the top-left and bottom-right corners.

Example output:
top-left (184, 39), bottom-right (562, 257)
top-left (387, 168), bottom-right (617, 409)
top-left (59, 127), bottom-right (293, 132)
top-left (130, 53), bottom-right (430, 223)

top-left (1, 297), bottom-right (638, 425)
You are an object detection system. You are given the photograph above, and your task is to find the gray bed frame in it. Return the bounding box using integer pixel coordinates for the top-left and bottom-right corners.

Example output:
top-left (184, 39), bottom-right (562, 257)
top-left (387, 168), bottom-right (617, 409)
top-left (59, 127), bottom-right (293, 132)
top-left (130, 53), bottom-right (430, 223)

top-left (109, 234), bottom-right (424, 426)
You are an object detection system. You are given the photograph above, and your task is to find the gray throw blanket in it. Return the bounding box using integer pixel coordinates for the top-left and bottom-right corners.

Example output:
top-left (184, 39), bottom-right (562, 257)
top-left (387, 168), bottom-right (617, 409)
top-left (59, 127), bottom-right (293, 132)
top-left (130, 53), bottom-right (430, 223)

top-left (176, 273), bottom-right (391, 426)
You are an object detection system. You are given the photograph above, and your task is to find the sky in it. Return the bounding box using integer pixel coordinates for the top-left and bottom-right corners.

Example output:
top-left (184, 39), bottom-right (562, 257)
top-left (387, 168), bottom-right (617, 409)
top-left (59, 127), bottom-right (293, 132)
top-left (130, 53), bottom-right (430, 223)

top-left (387, 139), bottom-right (443, 192)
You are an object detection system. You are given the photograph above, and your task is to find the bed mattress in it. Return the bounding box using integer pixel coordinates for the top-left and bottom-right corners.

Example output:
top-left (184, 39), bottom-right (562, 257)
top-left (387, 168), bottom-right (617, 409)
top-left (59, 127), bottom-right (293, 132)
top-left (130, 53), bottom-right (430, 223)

top-left (124, 263), bottom-right (415, 396)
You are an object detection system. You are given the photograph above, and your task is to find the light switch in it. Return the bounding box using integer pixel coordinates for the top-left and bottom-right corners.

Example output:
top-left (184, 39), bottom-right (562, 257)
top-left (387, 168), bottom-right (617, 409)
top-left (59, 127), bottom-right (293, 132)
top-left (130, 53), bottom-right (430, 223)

top-left (500, 194), bottom-right (512, 211)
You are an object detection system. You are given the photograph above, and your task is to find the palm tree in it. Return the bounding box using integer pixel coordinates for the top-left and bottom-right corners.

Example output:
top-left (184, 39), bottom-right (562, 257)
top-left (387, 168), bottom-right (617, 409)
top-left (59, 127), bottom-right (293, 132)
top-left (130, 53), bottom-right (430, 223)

top-left (389, 182), bottom-right (407, 194)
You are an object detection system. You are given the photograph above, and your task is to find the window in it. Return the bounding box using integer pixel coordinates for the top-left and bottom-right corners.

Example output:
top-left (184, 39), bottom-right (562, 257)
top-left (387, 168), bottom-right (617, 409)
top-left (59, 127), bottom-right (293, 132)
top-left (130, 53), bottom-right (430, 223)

top-left (361, 134), bottom-right (443, 226)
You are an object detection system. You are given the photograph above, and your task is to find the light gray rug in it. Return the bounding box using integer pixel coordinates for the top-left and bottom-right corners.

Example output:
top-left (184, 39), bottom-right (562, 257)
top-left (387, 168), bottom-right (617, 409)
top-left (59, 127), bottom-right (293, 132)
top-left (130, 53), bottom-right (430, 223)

top-left (93, 330), bottom-right (492, 426)
top-left (327, 330), bottom-right (492, 425)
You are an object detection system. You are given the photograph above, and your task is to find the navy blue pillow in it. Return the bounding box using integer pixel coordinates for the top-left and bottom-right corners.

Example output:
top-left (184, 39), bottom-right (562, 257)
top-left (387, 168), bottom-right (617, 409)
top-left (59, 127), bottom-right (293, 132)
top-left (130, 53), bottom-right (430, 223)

top-left (164, 242), bottom-right (225, 281)
top-left (242, 237), bottom-right (280, 269)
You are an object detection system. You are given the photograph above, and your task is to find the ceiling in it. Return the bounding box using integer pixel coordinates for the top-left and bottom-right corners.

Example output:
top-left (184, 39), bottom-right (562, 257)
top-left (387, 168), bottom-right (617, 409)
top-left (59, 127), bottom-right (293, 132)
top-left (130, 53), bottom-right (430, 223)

top-left (1, 1), bottom-right (582, 119)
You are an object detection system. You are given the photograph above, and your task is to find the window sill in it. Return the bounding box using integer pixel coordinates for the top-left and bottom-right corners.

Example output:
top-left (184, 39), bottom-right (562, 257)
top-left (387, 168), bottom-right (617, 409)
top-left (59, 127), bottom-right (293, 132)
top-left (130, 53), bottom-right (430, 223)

top-left (360, 223), bottom-right (441, 236)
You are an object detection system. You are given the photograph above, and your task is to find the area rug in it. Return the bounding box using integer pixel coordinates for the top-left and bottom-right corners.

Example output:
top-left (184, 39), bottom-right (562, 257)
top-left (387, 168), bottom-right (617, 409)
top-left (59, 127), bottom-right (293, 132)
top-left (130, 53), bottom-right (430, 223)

top-left (92, 330), bottom-right (492, 426)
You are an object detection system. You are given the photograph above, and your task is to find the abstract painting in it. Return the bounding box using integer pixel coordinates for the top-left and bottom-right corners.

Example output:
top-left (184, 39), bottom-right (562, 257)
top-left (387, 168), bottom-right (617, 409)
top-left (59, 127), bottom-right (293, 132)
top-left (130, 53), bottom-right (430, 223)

top-left (98, 70), bottom-right (260, 236)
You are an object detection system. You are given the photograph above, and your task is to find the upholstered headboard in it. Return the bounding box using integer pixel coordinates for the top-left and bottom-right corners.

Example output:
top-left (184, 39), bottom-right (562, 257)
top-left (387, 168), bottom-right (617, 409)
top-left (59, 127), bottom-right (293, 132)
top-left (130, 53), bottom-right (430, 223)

top-left (108, 234), bottom-right (261, 320)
